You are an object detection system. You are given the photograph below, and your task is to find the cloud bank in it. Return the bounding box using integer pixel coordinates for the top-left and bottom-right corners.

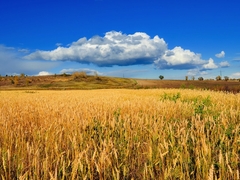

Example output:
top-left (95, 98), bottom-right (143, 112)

top-left (25, 31), bottom-right (167, 66)
top-left (25, 31), bottom-right (218, 70)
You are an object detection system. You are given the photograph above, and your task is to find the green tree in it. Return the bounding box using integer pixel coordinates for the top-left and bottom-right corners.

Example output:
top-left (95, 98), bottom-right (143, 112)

top-left (224, 76), bottom-right (229, 81)
top-left (198, 77), bottom-right (204, 81)
top-left (159, 75), bottom-right (164, 80)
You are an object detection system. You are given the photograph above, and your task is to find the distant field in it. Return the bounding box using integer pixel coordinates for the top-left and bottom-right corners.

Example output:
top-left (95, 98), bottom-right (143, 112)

top-left (0, 89), bottom-right (239, 179)
top-left (135, 79), bottom-right (240, 92)
top-left (0, 74), bottom-right (240, 93)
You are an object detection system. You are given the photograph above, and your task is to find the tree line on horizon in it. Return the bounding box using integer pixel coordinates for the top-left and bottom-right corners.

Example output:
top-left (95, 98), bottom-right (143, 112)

top-left (159, 75), bottom-right (240, 82)
top-left (0, 72), bottom-right (240, 82)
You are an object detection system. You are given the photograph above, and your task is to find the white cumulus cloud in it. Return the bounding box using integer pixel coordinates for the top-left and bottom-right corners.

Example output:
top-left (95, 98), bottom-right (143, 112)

top-left (154, 47), bottom-right (206, 69)
top-left (25, 31), bottom-right (167, 66)
top-left (219, 61), bottom-right (230, 68)
top-left (37, 71), bottom-right (53, 76)
top-left (230, 72), bottom-right (240, 79)
top-left (202, 58), bottom-right (218, 69)
top-left (24, 31), bottom-right (221, 72)
top-left (215, 51), bottom-right (225, 58)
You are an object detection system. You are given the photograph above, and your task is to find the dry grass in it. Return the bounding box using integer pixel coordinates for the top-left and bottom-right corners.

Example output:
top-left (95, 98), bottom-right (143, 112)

top-left (136, 79), bottom-right (240, 93)
top-left (0, 75), bottom-right (136, 90)
top-left (0, 89), bottom-right (239, 179)
top-left (72, 71), bottom-right (87, 79)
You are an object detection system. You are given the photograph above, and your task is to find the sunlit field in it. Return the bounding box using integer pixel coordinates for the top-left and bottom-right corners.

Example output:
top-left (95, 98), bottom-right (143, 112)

top-left (0, 89), bottom-right (239, 179)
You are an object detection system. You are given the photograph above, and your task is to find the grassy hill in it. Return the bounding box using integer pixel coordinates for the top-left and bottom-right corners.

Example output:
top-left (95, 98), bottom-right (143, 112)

top-left (0, 73), bottom-right (137, 90)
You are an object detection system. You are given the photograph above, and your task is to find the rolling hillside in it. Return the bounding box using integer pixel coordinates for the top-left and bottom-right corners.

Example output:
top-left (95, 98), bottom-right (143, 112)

top-left (0, 74), bottom-right (240, 93)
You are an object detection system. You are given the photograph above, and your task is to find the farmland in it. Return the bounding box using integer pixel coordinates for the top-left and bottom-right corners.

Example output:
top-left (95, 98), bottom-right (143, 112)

top-left (0, 74), bottom-right (240, 93)
top-left (0, 89), bottom-right (239, 179)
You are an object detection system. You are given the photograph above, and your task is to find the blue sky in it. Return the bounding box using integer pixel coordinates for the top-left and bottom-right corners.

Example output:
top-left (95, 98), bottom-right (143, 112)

top-left (0, 0), bottom-right (240, 79)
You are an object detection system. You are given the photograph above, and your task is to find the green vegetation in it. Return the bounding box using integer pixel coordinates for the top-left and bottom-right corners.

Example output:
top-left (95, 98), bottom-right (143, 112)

top-left (198, 77), bottom-right (204, 81)
top-left (159, 75), bottom-right (164, 80)
top-left (224, 76), bottom-right (229, 81)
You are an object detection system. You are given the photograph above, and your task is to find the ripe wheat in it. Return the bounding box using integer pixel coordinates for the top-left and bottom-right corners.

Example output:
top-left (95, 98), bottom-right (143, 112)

top-left (0, 89), bottom-right (239, 179)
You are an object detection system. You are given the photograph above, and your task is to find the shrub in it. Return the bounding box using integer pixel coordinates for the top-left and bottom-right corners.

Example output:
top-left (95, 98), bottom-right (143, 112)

top-left (14, 76), bottom-right (19, 85)
top-left (25, 78), bottom-right (32, 86)
top-left (94, 71), bottom-right (101, 80)
top-left (72, 71), bottom-right (87, 79)
top-left (216, 75), bottom-right (221, 81)
top-left (20, 73), bottom-right (25, 78)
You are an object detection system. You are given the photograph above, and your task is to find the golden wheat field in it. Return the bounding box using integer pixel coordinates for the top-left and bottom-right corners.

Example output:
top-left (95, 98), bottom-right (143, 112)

top-left (0, 89), bottom-right (239, 179)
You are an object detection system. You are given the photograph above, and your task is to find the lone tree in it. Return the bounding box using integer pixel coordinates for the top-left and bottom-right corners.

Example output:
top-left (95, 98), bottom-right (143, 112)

top-left (159, 75), bottom-right (164, 80)
top-left (216, 75), bottom-right (222, 81)
top-left (224, 76), bottom-right (229, 81)
top-left (198, 77), bottom-right (204, 81)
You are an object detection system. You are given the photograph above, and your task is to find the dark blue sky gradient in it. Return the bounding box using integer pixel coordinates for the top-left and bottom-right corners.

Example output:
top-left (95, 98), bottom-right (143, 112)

top-left (0, 0), bottom-right (239, 79)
